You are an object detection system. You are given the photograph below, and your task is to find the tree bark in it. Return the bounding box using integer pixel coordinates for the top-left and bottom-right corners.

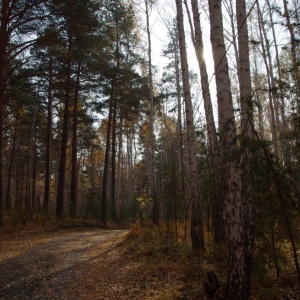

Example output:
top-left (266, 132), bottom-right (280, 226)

top-left (56, 32), bottom-right (73, 218)
top-left (174, 37), bottom-right (185, 198)
top-left (190, 0), bottom-right (224, 244)
top-left (110, 97), bottom-right (117, 222)
top-left (145, 0), bottom-right (159, 225)
top-left (235, 0), bottom-right (254, 298)
top-left (101, 79), bottom-right (115, 226)
top-left (28, 107), bottom-right (37, 212)
top-left (253, 51), bottom-right (265, 140)
top-left (31, 137), bottom-right (37, 211)
top-left (70, 62), bottom-right (81, 217)
top-left (116, 116), bottom-right (123, 219)
top-left (175, 0), bottom-right (205, 250)
top-left (208, 0), bottom-right (252, 298)
top-left (0, 0), bottom-right (9, 226)
top-left (5, 116), bottom-right (18, 211)
top-left (43, 55), bottom-right (53, 214)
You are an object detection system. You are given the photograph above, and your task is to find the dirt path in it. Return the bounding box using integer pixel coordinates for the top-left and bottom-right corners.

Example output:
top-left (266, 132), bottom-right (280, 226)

top-left (0, 229), bottom-right (128, 300)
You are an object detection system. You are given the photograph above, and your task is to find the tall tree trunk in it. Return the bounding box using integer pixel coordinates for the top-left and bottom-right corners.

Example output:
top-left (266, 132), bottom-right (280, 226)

top-left (208, 0), bottom-right (252, 299)
top-left (126, 126), bottom-right (133, 210)
top-left (0, 0), bottom-right (9, 226)
top-left (253, 57), bottom-right (265, 140)
top-left (28, 108), bottom-right (37, 212)
top-left (111, 97), bottom-right (117, 222)
top-left (174, 40), bottom-right (186, 198)
top-left (5, 119), bottom-right (18, 210)
top-left (236, 0), bottom-right (254, 298)
top-left (43, 55), bottom-right (53, 214)
top-left (56, 33), bottom-right (73, 218)
top-left (31, 138), bottom-right (37, 211)
top-left (70, 62), bottom-right (81, 217)
top-left (145, 0), bottom-right (159, 225)
top-left (116, 116), bottom-right (123, 219)
top-left (175, 0), bottom-right (205, 250)
top-left (190, 0), bottom-right (224, 243)
top-left (101, 79), bottom-right (115, 226)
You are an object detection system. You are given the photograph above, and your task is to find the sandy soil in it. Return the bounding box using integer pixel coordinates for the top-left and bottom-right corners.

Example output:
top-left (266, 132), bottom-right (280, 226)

top-left (0, 229), bottom-right (128, 300)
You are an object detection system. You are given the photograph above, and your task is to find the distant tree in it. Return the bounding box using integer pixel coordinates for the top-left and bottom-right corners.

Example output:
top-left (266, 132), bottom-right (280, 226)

top-left (48, 0), bottom-right (101, 218)
top-left (282, 0), bottom-right (300, 113)
top-left (100, 0), bottom-right (144, 224)
top-left (144, 0), bottom-right (159, 225)
top-left (0, 0), bottom-right (49, 224)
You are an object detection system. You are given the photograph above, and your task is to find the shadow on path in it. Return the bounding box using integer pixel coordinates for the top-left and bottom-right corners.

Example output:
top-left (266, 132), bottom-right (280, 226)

top-left (0, 229), bottom-right (127, 300)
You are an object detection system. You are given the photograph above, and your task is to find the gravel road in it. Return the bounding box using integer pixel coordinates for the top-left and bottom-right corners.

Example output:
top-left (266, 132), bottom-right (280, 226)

top-left (0, 229), bottom-right (128, 300)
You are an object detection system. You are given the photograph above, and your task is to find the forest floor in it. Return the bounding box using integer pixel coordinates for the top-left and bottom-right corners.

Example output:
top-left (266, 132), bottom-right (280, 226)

top-left (0, 222), bottom-right (299, 300)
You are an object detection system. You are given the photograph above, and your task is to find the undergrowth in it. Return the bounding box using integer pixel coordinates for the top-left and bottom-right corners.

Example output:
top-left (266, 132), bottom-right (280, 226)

top-left (125, 223), bottom-right (300, 300)
top-left (125, 224), bottom-right (227, 299)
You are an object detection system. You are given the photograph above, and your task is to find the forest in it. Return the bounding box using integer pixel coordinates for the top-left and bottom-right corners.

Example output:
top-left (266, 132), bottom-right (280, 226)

top-left (0, 0), bottom-right (300, 299)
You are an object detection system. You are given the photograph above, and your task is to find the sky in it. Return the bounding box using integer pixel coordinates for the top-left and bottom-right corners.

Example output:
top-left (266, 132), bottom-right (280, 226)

top-left (132, 0), bottom-right (297, 138)
top-left (136, 0), bottom-right (217, 124)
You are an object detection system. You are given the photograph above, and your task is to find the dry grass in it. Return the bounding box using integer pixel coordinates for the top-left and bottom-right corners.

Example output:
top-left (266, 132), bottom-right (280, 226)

top-left (124, 223), bottom-right (300, 300)
top-left (124, 224), bottom-right (225, 299)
